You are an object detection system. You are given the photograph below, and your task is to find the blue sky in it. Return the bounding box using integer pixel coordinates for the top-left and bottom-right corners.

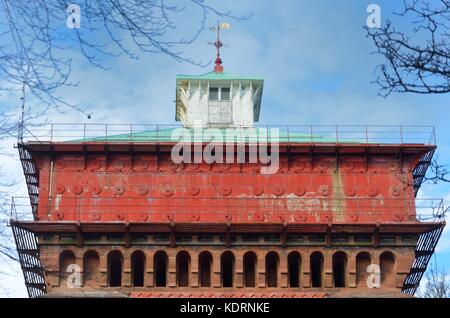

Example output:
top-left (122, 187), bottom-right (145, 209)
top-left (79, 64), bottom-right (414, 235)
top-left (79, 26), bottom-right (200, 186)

top-left (0, 0), bottom-right (449, 297)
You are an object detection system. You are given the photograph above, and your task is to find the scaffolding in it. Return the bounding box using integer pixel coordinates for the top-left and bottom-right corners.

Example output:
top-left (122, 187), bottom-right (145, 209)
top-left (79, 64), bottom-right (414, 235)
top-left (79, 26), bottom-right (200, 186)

top-left (17, 144), bottom-right (39, 219)
top-left (402, 206), bottom-right (446, 295)
top-left (10, 125), bottom-right (443, 297)
top-left (20, 123), bottom-right (436, 145)
top-left (10, 222), bottom-right (47, 298)
top-left (413, 147), bottom-right (436, 197)
top-left (11, 144), bottom-right (47, 298)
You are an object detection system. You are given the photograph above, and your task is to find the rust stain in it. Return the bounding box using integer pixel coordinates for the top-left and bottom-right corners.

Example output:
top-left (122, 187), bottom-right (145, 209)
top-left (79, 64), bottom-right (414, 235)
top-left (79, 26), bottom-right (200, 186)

top-left (332, 170), bottom-right (345, 222)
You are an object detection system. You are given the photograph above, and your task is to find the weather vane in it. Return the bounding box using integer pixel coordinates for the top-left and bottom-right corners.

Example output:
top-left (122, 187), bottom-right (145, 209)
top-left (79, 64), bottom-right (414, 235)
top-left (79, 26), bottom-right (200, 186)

top-left (209, 22), bottom-right (230, 73)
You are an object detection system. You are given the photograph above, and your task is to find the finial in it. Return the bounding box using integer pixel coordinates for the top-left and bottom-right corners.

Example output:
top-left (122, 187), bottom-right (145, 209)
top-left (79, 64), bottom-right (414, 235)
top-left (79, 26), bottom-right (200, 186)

top-left (210, 22), bottom-right (230, 73)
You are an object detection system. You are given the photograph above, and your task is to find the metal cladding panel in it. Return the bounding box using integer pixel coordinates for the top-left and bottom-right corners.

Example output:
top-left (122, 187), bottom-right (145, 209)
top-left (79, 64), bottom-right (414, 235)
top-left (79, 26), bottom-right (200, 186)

top-left (27, 143), bottom-right (431, 225)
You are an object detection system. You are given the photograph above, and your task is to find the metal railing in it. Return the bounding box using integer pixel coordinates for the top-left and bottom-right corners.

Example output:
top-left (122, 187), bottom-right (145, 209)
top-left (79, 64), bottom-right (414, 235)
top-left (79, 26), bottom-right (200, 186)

top-left (10, 196), bottom-right (446, 223)
top-left (20, 124), bottom-right (436, 145)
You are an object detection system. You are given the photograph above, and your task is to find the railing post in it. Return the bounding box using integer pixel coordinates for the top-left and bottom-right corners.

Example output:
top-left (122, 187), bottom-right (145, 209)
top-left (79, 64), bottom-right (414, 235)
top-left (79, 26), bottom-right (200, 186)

top-left (310, 125), bottom-right (313, 143)
top-left (10, 197), bottom-right (15, 220)
top-left (431, 126), bottom-right (436, 145)
top-left (130, 124), bottom-right (133, 142)
top-left (227, 197), bottom-right (230, 223)
top-left (287, 125), bottom-right (290, 144)
top-left (400, 125), bottom-right (404, 144)
top-left (365, 125), bottom-right (368, 144)
top-left (335, 125), bottom-right (339, 143)
top-left (105, 124), bottom-right (108, 141)
top-left (50, 124), bottom-right (53, 142)
top-left (83, 123), bottom-right (86, 142)
top-left (239, 125), bottom-right (242, 143)
top-left (156, 124), bottom-right (159, 143)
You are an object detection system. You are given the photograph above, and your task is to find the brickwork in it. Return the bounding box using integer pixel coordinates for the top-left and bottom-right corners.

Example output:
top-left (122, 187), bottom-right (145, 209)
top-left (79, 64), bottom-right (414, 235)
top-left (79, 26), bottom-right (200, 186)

top-left (15, 140), bottom-right (437, 297)
top-left (40, 243), bottom-right (414, 297)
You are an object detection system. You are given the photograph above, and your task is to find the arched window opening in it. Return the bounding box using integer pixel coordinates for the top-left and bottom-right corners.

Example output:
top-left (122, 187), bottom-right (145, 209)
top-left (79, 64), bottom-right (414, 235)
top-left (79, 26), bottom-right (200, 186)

top-left (310, 252), bottom-right (324, 288)
top-left (154, 251), bottom-right (168, 287)
top-left (332, 251), bottom-right (347, 288)
top-left (221, 251), bottom-right (235, 287)
top-left (59, 250), bottom-right (76, 287)
top-left (356, 252), bottom-right (371, 288)
top-left (131, 251), bottom-right (146, 287)
top-left (199, 252), bottom-right (212, 287)
top-left (288, 252), bottom-right (302, 288)
top-left (107, 251), bottom-right (123, 287)
top-left (266, 252), bottom-right (279, 288)
top-left (176, 251), bottom-right (190, 287)
top-left (380, 251), bottom-right (395, 288)
top-left (243, 252), bottom-right (257, 287)
top-left (83, 250), bottom-right (99, 286)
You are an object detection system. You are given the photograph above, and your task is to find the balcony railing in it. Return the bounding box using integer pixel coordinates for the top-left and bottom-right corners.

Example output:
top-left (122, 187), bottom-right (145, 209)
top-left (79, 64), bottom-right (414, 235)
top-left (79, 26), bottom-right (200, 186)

top-left (19, 124), bottom-right (436, 145)
top-left (10, 196), bottom-right (446, 223)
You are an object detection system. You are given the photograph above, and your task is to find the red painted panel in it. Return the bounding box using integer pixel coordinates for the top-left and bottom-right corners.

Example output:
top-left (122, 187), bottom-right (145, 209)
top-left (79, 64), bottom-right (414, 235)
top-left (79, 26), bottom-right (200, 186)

top-left (34, 147), bottom-right (423, 225)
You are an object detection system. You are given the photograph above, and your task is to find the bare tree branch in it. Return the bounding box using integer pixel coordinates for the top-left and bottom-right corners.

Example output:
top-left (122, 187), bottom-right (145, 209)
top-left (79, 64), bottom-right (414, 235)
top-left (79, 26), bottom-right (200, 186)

top-left (424, 158), bottom-right (450, 183)
top-left (366, 0), bottom-right (450, 96)
top-left (0, 0), bottom-right (250, 289)
top-left (418, 262), bottom-right (450, 298)
top-left (0, 0), bottom-right (250, 112)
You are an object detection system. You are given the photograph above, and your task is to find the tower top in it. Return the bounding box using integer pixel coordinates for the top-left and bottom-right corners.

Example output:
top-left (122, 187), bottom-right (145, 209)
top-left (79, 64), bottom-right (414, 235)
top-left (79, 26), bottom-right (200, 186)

top-left (210, 22), bottom-right (230, 73)
top-left (175, 24), bottom-right (264, 128)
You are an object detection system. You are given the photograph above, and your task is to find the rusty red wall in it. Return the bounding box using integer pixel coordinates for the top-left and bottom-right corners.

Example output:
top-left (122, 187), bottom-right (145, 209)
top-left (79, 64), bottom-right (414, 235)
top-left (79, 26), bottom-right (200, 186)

top-left (34, 145), bottom-right (422, 224)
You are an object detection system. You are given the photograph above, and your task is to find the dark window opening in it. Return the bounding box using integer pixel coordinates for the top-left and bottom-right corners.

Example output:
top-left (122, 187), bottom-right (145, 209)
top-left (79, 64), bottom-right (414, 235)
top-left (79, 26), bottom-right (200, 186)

top-left (356, 252), bottom-right (371, 287)
top-left (153, 234), bottom-right (170, 242)
top-left (107, 251), bottom-right (123, 287)
top-left (288, 252), bottom-right (301, 288)
top-left (131, 251), bottom-right (145, 287)
top-left (59, 233), bottom-right (76, 241)
top-left (332, 234), bottom-right (349, 244)
top-left (59, 251), bottom-right (76, 287)
top-left (266, 252), bottom-right (279, 287)
top-left (287, 235), bottom-right (305, 243)
top-left (154, 251), bottom-right (168, 287)
top-left (354, 234), bottom-right (372, 244)
top-left (106, 234), bottom-right (124, 241)
top-left (130, 234), bottom-right (147, 242)
top-left (199, 252), bottom-right (212, 287)
top-left (176, 251), bottom-right (190, 287)
top-left (176, 235), bottom-right (193, 243)
top-left (309, 235), bottom-right (325, 243)
top-left (264, 235), bottom-right (280, 242)
top-left (43, 234), bottom-right (54, 240)
top-left (242, 234), bottom-right (259, 242)
top-left (209, 87), bottom-right (219, 101)
top-left (83, 251), bottom-right (99, 286)
top-left (310, 252), bottom-right (323, 288)
top-left (198, 235), bottom-right (215, 242)
top-left (380, 251), bottom-right (395, 288)
top-left (83, 234), bottom-right (101, 241)
top-left (221, 87), bottom-right (230, 100)
top-left (332, 252), bottom-right (347, 288)
top-left (221, 252), bottom-right (235, 287)
top-left (243, 252), bottom-right (257, 287)
top-left (379, 235), bottom-right (397, 244)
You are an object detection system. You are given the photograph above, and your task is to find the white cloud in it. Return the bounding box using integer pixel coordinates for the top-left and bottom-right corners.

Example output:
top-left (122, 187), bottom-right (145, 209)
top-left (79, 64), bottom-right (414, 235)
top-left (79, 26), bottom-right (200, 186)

top-left (1, 0), bottom-right (450, 297)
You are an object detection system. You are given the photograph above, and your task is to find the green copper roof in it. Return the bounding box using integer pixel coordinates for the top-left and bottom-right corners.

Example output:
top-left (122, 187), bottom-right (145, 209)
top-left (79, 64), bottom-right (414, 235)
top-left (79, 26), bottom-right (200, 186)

top-left (176, 71), bottom-right (264, 81)
top-left (175, 70), bottom-right (265, 122)
top-left (76, 127), bottom-right (356, 143)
